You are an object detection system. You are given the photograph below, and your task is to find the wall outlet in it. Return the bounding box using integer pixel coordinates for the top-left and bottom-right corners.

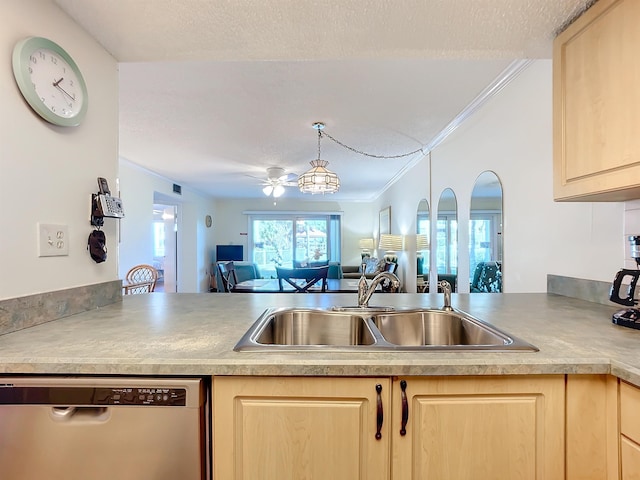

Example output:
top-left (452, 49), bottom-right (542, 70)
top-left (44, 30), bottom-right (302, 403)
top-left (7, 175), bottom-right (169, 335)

top-left (38, 223), bottom-right (69, 257)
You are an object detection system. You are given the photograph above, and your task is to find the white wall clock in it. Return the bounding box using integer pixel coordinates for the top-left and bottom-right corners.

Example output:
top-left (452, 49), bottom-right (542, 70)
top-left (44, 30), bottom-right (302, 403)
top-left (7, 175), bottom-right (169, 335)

top-left (12, 37), bottom-right (88, 127)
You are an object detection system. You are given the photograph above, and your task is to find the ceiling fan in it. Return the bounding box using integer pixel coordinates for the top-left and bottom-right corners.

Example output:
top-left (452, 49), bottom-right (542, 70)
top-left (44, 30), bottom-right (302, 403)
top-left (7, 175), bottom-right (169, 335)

top-left (257, 167), bottom-right (299, 197)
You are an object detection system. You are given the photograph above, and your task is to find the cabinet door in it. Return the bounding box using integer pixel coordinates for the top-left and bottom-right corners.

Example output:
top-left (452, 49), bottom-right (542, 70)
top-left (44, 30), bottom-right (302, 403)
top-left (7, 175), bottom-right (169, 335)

top-left (621, 381), bottom-right (640, 479)
top-left (391, 376), bottom-right (564, 480)
top-left (566, 375), bottom-right (619, 480)
top-left (621, 437), bottom-right (640, 480)
top-left (553, 0), bottom-right (640, 201)
top-left (621, 380), bottom-right (640, 442)
top-left (213, 376), bottom-right (390, 480)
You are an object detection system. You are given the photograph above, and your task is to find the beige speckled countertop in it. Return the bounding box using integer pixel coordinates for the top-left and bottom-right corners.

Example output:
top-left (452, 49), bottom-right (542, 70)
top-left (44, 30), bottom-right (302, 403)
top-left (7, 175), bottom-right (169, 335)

top-left (0, 292), bottom-right (638, 385)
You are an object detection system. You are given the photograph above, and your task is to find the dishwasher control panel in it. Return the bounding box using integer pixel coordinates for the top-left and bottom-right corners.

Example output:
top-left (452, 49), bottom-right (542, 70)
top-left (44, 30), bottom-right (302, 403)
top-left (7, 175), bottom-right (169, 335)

top-left (0, 386), bottom-right (187, 406)
top-left (103, 387), bottom-right (187, 406)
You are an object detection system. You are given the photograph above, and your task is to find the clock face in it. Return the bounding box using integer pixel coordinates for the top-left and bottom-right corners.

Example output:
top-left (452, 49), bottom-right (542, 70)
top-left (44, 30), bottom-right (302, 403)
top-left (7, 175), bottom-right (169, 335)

top-left (30, 48), bottom-right (85, 120)
top-left (12, 37), bottom-right (88, 127)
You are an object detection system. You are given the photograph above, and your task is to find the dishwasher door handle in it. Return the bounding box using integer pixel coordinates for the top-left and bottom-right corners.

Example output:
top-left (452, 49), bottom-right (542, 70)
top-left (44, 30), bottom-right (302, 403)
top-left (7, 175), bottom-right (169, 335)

top-left (50, 406), bottom-right (110, 423)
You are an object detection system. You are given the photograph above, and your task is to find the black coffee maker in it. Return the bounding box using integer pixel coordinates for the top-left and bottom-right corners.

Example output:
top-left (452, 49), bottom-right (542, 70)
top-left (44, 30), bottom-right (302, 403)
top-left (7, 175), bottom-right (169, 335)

top-left (610, 235), bottom-right (640, 329)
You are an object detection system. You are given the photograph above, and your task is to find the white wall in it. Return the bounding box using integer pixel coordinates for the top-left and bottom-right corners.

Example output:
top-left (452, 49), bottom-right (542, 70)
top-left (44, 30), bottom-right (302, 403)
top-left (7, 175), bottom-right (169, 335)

top-left (378, 60), bottom-right (625, 293)
top-left (371, 153), bottom-right (432, 290)
top-left (1, 1), bottom-right (118, 300)
top-left (625, 201), bottom-right (640, 269)
top-left (118, 160), bottom-right (216, 292)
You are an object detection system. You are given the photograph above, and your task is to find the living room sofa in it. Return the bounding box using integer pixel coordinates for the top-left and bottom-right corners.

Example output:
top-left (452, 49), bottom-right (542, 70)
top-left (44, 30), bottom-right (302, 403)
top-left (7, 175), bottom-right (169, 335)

top-left (342, 258), bottom-right (398, 280)
top-left (293, 261), bottom-right (343, 279)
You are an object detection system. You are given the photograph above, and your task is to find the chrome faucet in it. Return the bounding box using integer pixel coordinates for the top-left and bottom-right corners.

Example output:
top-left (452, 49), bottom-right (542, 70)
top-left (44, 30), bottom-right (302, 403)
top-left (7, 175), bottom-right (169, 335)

top-left (438, 280), bottom-right (453, 311)
top-left (358, 264), bottom-right (401, 308)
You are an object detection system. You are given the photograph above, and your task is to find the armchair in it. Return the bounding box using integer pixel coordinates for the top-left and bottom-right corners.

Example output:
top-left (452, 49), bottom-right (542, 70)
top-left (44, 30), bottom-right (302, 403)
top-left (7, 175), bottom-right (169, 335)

top-left (470, 261), bottom-right (502, 293)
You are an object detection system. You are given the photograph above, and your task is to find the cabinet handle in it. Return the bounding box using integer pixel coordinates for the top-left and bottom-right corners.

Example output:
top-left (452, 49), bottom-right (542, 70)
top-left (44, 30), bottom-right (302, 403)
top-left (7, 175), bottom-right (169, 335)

top-left (375, 383), bottom-right (383, 440)
top-left (400, 379), bottom-right (408, 436)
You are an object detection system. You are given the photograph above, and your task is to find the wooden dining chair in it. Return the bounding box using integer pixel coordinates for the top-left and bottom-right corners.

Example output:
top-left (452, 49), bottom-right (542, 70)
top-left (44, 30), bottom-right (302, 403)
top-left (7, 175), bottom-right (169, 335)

top-left (276, 265), bottom-right (329, 293)
top-left (123, 264), bottom-right (159, 294)
top-left (216, 261), bottom-right (239, 292)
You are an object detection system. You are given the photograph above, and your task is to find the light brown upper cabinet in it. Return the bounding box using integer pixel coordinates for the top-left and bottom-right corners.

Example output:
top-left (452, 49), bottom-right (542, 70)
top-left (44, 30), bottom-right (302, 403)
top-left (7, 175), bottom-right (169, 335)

top-left (553, 0), bottom-right (640, 201)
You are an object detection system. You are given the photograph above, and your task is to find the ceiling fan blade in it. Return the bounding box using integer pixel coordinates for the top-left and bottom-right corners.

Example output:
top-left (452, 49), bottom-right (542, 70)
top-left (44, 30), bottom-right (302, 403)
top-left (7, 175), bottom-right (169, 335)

top-left (280, 173), bottom-right (299, 182)
top-left (244, 173), bottom-right (267, 181)
top-left (244, 174), bottom-right (276, 187)
top-left (247, 169), bottom-right (298, 192)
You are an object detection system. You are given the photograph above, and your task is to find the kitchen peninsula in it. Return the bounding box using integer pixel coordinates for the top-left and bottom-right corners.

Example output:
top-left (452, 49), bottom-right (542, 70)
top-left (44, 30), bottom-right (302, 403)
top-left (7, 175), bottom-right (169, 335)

top-left (0, 291), bottom-right (637, 479)
top-left (0, 292), bottom-right (633, 378)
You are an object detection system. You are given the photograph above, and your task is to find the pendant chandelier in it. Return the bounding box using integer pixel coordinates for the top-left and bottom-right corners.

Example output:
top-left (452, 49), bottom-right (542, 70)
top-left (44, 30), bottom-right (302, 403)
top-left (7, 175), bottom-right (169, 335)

top-left (298, 121), bottom-right (427, 195)
top-left (298, 122), bottom-right (340, 194)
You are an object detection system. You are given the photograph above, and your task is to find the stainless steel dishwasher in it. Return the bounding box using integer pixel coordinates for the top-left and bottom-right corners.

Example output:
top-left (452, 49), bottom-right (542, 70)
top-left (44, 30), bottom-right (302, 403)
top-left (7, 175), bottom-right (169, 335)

top-left (0, 376), bottom-right (208, 480)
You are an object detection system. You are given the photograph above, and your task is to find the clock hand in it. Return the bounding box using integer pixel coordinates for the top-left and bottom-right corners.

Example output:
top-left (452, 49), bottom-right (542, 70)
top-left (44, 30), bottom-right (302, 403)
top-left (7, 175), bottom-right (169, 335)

top-left (53, 80), bottom-right (76, 102)
top-left (53, 77), bottom-right (63, 87)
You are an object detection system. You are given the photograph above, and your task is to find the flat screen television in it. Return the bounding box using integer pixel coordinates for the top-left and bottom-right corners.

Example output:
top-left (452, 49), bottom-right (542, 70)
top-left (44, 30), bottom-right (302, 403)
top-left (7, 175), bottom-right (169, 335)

top-left (216, 245), bottom-right (243, 262)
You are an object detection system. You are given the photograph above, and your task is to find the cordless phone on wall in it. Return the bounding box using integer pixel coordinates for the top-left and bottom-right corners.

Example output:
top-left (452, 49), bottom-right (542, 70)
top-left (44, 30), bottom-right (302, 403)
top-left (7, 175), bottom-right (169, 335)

top-left (97, 194), bottom-right (125, 218)
top-left (97, 176), bottom-right (111, 195)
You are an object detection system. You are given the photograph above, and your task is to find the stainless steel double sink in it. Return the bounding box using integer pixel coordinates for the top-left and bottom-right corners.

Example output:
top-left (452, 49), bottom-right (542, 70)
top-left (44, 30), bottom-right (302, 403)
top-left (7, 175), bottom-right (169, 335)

top-left (234, 307), bottom-right (538, 352)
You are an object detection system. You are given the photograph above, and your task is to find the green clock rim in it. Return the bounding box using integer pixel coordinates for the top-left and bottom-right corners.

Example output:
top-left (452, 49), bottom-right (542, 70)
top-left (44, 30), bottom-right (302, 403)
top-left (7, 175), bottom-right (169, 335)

top-left (12, 36), bottom-right (89, 127)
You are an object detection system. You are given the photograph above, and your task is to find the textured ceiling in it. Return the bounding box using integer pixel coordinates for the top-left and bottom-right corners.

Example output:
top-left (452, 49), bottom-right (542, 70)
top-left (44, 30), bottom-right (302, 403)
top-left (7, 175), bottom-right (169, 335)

top-left (54, 0), bottom-right (593, 200)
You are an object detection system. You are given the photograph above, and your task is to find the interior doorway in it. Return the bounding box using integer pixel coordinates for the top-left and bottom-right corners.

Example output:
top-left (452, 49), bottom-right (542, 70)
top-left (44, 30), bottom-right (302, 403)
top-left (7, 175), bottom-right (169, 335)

top-left (153, 204), bottom-right (178, 292)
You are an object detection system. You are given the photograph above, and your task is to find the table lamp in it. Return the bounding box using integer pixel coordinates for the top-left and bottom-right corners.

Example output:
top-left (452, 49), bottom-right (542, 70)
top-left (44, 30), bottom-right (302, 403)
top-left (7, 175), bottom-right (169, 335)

top-left (379, 234), bottom-right (404, 263)
top-left (358, 238), bottom-right (375, 259)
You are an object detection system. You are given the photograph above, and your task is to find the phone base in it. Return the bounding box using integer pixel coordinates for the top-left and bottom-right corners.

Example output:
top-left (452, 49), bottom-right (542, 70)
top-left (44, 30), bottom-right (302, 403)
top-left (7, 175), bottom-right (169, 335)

top-left (612, 308), bottom-right (640, 330)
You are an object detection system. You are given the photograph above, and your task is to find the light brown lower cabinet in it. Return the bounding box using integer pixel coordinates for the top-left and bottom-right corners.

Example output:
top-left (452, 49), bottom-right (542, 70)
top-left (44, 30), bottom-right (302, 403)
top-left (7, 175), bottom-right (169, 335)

top-left (212, 376), bottom-right (391, 480)
top-left (566, 374), bottom-right (619, 479)
top-left (392, 375), bottom-right (565, 480)
top-left (213, 375), bottom-right (565, 480)
top-left (621, 438), bottom-right (640, 480)
top-left (621, 380), bottom-right (640, 480)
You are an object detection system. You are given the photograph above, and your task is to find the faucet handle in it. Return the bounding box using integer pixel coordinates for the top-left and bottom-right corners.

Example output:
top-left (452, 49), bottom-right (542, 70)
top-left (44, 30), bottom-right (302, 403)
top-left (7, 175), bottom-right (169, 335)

top-left (438, 279), bottom-right (451, 292)
top-left (438, 280), bottom-right (453, 311)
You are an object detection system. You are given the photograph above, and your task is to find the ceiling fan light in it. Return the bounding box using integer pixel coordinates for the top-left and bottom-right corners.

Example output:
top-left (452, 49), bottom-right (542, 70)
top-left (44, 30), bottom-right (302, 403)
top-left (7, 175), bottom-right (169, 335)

top-left (262, 185), bottom-right (274, 196)
top-left (273, 184), bottom-right (285, 197)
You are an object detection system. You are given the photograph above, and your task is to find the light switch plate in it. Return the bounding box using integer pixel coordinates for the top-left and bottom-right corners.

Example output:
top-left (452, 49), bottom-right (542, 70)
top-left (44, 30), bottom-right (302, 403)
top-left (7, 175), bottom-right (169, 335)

top-left (38, 223), bottom-right (69, 257)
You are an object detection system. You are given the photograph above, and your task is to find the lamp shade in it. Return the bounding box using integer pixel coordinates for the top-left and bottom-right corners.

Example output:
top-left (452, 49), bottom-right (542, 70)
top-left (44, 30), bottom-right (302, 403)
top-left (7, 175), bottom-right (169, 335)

top-left (416, 234), bottom-right (430, 251)
top-left (298, 159), bottom-right (340, 194)
top-left (379, 234), bottom-right (404, 252)
top-left (358, 238), bottom-right (375, 250)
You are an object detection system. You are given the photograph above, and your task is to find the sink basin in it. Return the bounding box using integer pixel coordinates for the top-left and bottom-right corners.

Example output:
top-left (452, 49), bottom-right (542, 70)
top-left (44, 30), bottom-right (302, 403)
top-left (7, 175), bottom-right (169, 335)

top-left (237, 309), bottom-right (378, 350)
top-left (234, 307), bottom-right (538, 352)
top-left (372, 309), bottom-right (537, 350)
